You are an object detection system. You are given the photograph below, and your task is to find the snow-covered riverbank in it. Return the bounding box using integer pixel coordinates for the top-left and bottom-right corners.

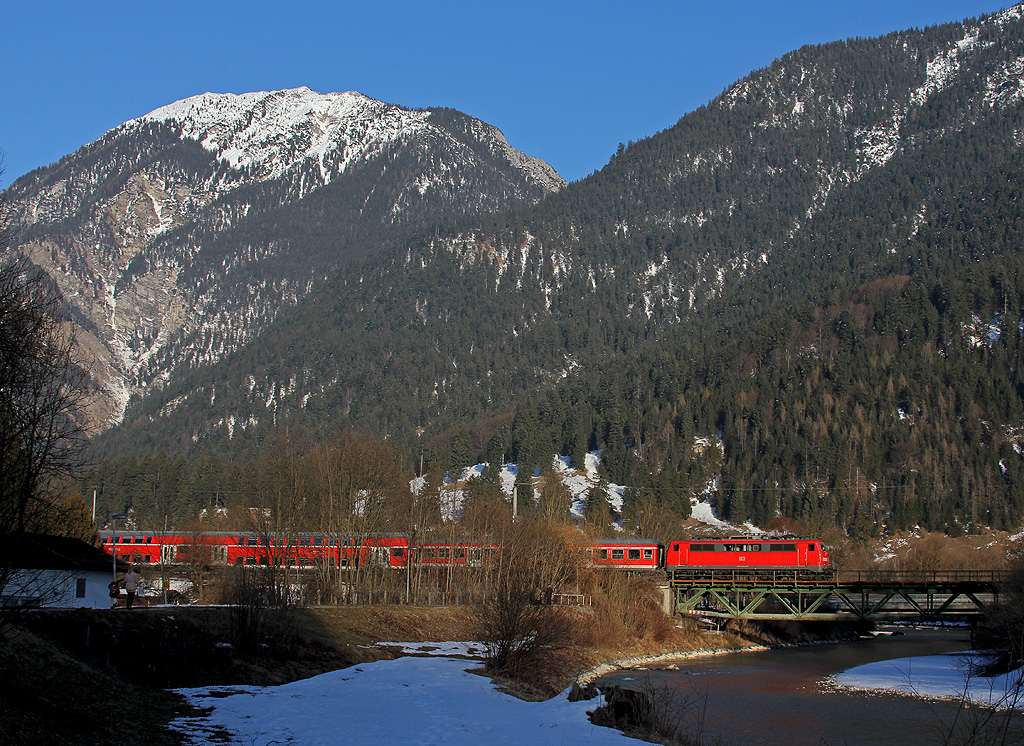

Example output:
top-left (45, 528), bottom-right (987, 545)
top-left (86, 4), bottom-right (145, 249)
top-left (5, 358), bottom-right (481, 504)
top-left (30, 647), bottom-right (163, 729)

top-left (172, 652), bottom-right (634, 745)
top-left (835, 650), bottom-right (1024, 710)
top-left (169, 638), bottom-right (1024, 745)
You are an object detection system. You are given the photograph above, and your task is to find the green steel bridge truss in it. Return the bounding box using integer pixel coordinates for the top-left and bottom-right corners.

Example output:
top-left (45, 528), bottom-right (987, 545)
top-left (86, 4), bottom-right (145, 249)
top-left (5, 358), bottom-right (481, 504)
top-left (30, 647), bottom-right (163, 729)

top-left (670, 569), bottom-right (1006, 622)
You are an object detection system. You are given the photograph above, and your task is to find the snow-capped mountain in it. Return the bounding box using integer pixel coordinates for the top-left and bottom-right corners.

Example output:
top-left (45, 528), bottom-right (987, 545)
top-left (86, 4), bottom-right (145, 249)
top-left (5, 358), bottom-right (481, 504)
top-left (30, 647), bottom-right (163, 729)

top-left (5, 88), bottom-right (564, 428)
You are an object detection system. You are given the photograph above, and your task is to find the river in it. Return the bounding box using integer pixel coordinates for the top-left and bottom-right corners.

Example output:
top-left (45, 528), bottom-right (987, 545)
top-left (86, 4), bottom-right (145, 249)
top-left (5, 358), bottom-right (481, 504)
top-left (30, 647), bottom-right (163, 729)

top-left (596, 627), bottom-right (1024, 745)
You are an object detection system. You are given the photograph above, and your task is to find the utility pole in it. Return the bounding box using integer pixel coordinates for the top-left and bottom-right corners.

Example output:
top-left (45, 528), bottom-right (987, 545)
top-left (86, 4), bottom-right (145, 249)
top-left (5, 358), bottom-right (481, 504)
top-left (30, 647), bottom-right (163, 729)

top-left (110, 513), bottom-right (127, 608)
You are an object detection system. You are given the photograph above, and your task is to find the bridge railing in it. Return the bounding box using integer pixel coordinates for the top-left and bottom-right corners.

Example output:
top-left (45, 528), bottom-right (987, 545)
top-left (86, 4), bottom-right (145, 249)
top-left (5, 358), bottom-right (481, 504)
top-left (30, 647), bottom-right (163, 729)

top-left (670, 568), bottom-right (1008, 586)
top-left (833, 569), bottom-right (1008, 585)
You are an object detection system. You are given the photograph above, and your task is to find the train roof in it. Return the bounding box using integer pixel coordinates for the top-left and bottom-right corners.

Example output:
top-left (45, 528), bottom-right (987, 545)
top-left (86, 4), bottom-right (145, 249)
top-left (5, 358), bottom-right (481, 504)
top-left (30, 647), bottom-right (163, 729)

top-left (684, 537), bottom-right (821, 543)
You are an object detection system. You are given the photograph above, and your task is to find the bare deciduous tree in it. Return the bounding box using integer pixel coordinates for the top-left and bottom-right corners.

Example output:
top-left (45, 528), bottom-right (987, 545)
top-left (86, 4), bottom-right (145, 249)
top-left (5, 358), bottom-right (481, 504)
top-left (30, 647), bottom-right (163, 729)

top-left (0, 161), bottom-right (90, 536)
top-left (476, 519), bottom-right (585, 678)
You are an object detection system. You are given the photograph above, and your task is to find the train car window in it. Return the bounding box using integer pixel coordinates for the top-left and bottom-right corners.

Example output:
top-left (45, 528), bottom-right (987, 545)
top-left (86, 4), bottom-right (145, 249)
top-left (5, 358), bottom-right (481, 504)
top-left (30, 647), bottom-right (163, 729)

top-left (628, 549), bottom-right (641, 560)
top-left (438, 548), bottom-right (450, 559)
top-left (643, 549), bottom-right (653, 559)
top-left (391, 548), bottom-right (405, 558)
top-left (456, 547), bottom-right (466, 559)
top-left (599, 549), bottom-right (609, 560)
top-left (611, 549), bottom-right (624, 560)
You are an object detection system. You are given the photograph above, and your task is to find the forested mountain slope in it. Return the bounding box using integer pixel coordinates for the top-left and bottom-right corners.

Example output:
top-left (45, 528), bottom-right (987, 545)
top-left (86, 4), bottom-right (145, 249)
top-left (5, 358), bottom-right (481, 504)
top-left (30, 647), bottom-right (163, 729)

top-left (4, 88), bottom-right (563, 427)
top-left (96, 5), bottom-right (1024, 533)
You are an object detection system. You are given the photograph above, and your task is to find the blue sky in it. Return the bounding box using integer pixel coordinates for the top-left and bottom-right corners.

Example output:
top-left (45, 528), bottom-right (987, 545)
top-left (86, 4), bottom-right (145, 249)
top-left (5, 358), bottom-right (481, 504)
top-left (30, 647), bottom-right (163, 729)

top-left (0, 0), bottom-right (1011, 185)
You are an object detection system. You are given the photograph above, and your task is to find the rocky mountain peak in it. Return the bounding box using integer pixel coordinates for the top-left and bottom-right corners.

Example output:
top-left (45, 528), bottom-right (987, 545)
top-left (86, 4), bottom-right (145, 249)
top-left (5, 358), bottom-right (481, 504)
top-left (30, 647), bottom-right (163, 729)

top-left (7, 89), bottom-right (564, 431)
top-left (138, 88), bottom-right (431, 184)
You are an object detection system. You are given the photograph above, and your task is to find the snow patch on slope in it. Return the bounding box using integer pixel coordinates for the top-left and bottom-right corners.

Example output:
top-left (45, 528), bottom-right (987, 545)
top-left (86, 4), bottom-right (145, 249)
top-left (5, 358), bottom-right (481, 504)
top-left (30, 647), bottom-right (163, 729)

top-left (140, 88), bottom-right (431, 184)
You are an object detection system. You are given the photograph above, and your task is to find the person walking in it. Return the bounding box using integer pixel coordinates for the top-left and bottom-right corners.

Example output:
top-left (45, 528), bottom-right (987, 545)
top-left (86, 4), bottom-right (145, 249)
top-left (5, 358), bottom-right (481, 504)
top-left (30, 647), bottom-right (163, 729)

top-left (124, 565), bottom-right (139, 609)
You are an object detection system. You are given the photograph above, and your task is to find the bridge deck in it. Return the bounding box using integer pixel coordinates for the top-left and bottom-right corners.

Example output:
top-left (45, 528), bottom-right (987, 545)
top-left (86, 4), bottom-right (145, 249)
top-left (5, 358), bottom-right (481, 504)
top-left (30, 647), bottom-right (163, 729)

top-left (670, 569), bottom-right (1005, 621)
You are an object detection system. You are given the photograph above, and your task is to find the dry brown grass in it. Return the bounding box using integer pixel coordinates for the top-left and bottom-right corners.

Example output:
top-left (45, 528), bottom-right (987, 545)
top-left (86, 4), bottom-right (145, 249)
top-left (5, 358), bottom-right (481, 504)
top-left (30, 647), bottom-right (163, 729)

top-left (584, 573), bottom-right (698, 654)
top-left (870, 530), bottom-right (1017, 572)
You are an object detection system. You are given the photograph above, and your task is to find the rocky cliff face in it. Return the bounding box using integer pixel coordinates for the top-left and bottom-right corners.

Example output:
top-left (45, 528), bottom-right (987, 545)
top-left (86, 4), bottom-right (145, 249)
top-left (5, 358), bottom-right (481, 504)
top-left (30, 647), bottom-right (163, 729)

top-left (5, 88), bottom-right (564, 428)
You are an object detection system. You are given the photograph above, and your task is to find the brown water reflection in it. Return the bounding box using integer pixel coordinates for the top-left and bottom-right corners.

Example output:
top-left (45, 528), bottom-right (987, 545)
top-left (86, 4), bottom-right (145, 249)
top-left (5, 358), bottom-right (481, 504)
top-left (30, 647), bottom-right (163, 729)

top-left (596, 628), bottom-right (1024, 746)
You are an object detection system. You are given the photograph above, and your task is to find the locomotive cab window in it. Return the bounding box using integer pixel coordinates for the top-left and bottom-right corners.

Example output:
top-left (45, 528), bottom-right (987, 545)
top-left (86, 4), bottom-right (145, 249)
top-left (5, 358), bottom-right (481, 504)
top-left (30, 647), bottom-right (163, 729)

top-left (808, 544), bottom-right (816, 551)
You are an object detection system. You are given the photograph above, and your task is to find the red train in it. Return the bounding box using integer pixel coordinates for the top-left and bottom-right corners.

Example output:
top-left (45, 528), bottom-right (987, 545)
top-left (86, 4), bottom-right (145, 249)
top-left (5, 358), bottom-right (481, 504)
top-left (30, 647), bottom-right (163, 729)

top-left (99, 532), bottom-right (829, 573)
top-left (666, 538), bottom-right (830, 571)
top-left (98, 531), bottom-right (474, 569)
top-left (588, 538), bottom-right (663, 571)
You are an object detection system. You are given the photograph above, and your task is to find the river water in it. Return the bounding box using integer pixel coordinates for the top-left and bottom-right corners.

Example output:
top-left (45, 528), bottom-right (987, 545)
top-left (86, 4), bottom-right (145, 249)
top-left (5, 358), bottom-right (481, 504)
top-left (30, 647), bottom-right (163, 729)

top-left (597, 628), bottom-right (1024, 746)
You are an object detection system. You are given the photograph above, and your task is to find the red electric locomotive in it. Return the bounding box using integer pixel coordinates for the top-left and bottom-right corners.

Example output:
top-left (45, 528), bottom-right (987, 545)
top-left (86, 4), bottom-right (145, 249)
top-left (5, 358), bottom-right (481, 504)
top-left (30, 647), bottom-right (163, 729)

top-left (664, 538), bottom-right (830, 572)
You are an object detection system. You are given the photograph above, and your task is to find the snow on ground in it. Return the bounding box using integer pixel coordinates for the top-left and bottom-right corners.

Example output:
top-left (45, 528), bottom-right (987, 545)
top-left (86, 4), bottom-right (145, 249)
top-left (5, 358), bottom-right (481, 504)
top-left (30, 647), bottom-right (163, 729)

top-left (171, 655), bottom-right (634, 746)
top-left (834, 651), bottom-right (1024, 710)
top-left (377, 641), bottom-right (487, 657)
top-left (414, 444), bottom-right (738, 532)
top-left (689, 501), bottom-right (728, 528)
top-left (558, 452), bottom-right (625, 519)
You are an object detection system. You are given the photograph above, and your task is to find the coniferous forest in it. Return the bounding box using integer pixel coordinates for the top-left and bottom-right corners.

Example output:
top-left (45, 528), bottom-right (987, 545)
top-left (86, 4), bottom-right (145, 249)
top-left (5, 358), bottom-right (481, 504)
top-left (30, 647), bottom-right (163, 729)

top-left (73, 7), bottom-right (1024, 536)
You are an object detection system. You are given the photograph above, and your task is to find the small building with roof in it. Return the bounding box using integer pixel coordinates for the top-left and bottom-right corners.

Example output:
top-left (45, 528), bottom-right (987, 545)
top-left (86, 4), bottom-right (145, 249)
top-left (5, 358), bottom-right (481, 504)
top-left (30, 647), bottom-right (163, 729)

top-left (0, 533), bottom-right (114, 609)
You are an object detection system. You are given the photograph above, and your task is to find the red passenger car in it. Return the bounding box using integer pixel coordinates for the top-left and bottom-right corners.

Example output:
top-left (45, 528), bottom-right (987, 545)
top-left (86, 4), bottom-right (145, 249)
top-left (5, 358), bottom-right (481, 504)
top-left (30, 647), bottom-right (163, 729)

top-left (589, 538), bottom-right (664, 571)
top-left (97, 531), bottom-right (500, 570)
top-left (664, 538), bottom-right (830, 571)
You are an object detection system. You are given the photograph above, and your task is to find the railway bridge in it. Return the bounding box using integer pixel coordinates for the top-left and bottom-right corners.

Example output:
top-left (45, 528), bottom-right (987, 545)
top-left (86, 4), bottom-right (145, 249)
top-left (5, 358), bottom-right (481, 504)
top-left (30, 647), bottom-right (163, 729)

top-left (670, 569), bottom-right (1006, 622)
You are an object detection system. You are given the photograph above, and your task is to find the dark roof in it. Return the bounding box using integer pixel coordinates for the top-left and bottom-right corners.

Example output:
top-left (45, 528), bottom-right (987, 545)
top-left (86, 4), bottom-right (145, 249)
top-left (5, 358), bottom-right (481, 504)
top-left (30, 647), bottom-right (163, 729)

top-left (0, 533), bottom-right (113, 573)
